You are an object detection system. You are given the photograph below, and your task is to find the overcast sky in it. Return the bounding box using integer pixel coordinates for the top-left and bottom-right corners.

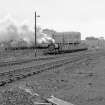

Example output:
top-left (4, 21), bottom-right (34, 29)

top-left (0, 0), bottom-right (105, 39)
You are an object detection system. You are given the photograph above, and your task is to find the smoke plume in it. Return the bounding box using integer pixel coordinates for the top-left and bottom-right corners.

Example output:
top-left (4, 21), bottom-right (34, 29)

top-left (0, 15), bottom-right (55, 47)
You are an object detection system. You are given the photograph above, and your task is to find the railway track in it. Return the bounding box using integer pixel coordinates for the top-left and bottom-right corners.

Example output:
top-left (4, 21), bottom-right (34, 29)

top-left (0, 49), bottom-right (103, 87)
top-left (0, 50), bottom-right (88, 68)
top-left (0, 55), bottom-right (61, 67)
top-left (0, 51), bottom-right (89, 74)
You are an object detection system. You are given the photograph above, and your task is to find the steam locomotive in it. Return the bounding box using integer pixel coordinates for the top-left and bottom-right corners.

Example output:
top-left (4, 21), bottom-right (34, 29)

top-left (43, 32), bottom-right (88, 54)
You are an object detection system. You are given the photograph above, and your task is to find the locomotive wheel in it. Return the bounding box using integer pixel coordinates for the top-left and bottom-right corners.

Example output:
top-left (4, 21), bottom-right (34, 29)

top-left (48, 44), bottom-right (55, 52)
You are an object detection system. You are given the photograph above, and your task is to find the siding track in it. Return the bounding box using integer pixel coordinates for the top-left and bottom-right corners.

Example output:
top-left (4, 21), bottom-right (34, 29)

top-left (0, 50), bottom-right (104, 87)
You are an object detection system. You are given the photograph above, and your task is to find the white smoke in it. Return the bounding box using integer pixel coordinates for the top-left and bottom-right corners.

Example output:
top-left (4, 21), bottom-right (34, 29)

top-left (0, 15), bottom-right (20, 42)
top-left (0, 15), bottom-right (55, 47)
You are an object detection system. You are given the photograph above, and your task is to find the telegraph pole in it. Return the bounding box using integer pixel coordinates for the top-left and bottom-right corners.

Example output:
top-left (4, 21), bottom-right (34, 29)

top-left (35, 11), bottom-right (37, 57)
top-left (34, 11), bottom-right (40, 57)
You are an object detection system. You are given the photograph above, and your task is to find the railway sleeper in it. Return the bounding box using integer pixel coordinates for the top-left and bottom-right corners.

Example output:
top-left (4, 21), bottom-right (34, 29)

top-left (25, 73), bottom-right (33, 77)
top-left (0, 76), bottom-right (12, 82)
top-left (14, 74), bottom-right (25, 79)
top-left (6, 78), bottom-right (14, 83)
top-left (0, 81), bottom-right (7, 86)
top-left (15, 76), bottom-right (23, 80)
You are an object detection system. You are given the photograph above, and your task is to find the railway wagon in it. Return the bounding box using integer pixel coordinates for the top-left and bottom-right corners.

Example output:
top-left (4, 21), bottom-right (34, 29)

top-left (4, 40), bottom-right (49, 50)
top-left (44, 32), bottom-right (88, 54)
top-left (3, 40), bottom-right (30, 50)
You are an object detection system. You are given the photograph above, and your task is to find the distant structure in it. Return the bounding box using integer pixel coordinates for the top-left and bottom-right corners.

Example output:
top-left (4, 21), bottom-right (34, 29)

top-left (85, 36), bottom-right (105, 49)
top-left (54, 32), bottom-right (81, 43)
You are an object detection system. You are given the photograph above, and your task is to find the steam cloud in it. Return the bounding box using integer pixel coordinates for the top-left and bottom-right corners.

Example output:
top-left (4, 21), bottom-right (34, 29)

top-left (0, 15), bottom-right (55, 47)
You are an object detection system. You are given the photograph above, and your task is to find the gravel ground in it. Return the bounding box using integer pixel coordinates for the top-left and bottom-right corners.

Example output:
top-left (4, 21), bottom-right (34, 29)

top-left (1, 49), bottom-right (105, 105)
